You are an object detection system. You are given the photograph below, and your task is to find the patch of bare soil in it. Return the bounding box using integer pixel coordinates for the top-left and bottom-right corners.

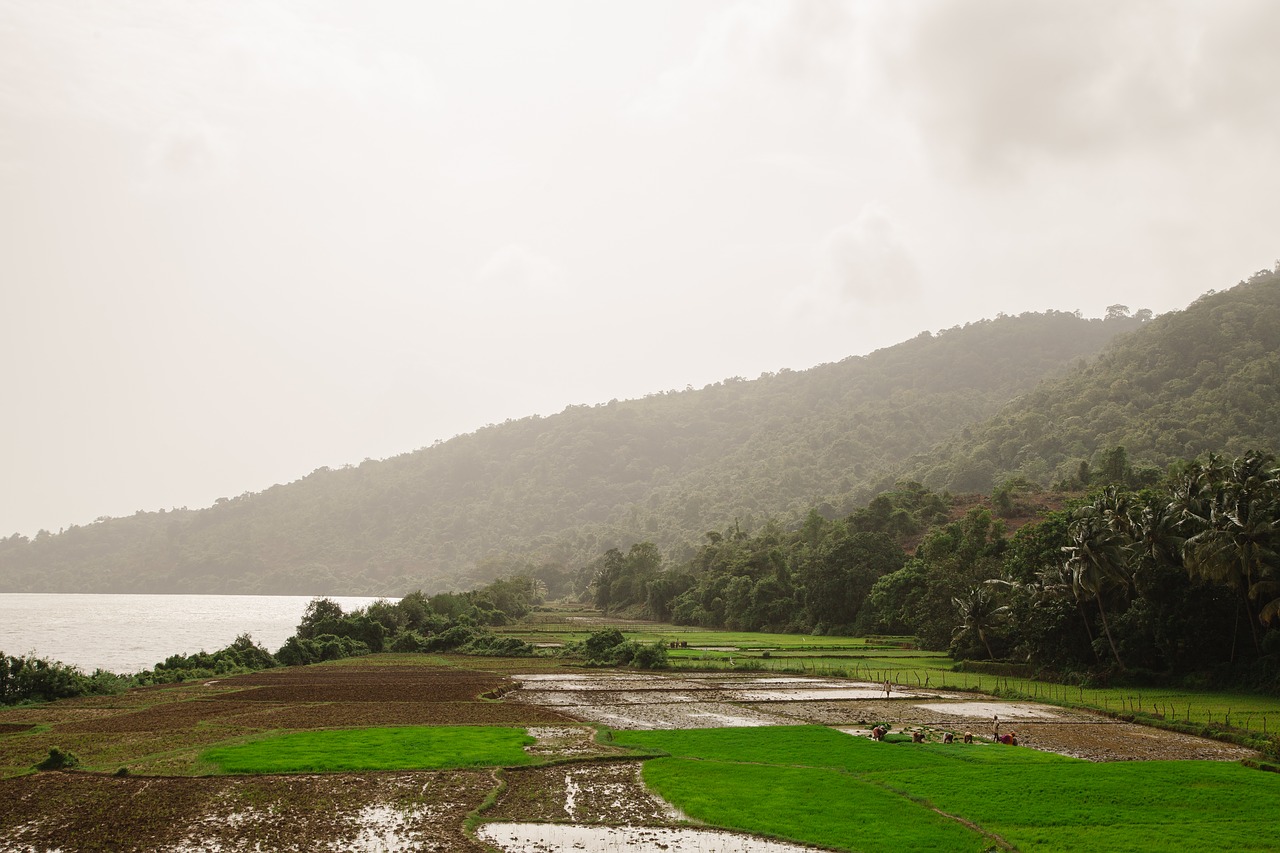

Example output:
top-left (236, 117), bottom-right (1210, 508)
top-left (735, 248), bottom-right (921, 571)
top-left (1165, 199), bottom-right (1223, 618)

top-left (224, 666), bottom-right (508, 703)
top-left (486, 761), bottom-right (680, 825)
top-left (521, 726), bottom-right (607, 758)
top-left (0, 770), bottom-right (495, 852)
top-left (227, 700), bottom-right (575, 730)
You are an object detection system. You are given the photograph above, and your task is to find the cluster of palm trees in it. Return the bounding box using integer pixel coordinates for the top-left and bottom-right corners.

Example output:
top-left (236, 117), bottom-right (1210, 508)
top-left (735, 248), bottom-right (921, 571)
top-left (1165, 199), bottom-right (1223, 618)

top-left (1062, 451), bottom-right (1280, 671)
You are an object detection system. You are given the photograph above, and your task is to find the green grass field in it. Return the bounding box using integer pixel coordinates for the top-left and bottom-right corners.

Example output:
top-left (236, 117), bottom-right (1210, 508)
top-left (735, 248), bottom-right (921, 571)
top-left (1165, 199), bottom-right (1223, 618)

top-left (610, 725), bottom-right (1280, 853)
top-left (200, 725), bottom-right (535, 774)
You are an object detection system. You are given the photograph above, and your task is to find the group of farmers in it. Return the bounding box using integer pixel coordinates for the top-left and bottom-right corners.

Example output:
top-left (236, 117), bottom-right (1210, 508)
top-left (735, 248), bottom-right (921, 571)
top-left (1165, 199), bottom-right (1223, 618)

top-left (868, 714), bottom-right (1018, 746)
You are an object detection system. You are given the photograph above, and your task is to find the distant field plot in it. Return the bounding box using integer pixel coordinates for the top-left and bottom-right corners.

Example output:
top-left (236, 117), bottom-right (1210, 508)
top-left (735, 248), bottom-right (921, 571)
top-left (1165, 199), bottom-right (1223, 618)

top-left (506, 612), bottom-right (1280, 740)
top-left (200, 725), bottom-right (536, 773)
top-left (612, 726), bottom-right (1280, 853)
top-left (502, 611), bottom-right (911, 650)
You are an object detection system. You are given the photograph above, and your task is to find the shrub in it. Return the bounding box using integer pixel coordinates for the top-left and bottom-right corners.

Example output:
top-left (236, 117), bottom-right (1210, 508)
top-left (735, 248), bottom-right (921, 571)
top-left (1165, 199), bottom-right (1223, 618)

top-left (275, 634), bottom-right (369, 666)
top-left (424, 625), bottom-right (477, 652)
top-left (1, 653), bottom-right (128, 705)
top-left (583, 629), bottom-right (627, 663)
top-left (462, 634), bottom-right (534, 657)
top-left (630, 641), bottom-right (669, 670)
top-left (388, 630), bottom-right (432, 653)
top-left (35, 747), bottom-right (79, 771)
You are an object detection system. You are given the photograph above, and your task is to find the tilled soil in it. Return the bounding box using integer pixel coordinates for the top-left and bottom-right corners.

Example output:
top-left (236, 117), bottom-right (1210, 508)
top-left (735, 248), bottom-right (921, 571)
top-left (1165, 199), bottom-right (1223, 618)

top-left (486, 761), bottom-right (680, 825)
top-left (1, 770), bottom-right (496, 852)
top-left (0, 660), bottom-right (1264, 852)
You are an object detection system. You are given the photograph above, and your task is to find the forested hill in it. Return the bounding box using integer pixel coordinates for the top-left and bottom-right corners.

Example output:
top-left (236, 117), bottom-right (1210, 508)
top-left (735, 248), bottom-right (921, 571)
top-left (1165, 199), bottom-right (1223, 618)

top-left (0, 309), bottom-right (1144, 595)
top-left (1, 308), bottom-right (1137, 595)
top-left (911, 266), bottom-right (1280, 493)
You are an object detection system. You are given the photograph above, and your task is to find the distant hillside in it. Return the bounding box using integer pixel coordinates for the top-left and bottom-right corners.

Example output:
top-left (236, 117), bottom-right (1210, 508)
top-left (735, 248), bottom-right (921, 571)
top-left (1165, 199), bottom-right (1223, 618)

top-left (0, 308), bottom-right (1141, 595)
top-left (914, 266), bottom-right (1280, 492)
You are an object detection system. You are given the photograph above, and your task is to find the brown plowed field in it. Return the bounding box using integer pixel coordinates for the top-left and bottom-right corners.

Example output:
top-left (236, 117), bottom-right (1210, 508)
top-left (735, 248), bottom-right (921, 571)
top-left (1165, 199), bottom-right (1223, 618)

top-left (1, 770), bottom-right (496, 852)
top-left (0, 658), bottom-right (600, 851)
top-left (0, 660), bottom-right (580, 778)
top-left (1, 657), bottom-right (1266, 851)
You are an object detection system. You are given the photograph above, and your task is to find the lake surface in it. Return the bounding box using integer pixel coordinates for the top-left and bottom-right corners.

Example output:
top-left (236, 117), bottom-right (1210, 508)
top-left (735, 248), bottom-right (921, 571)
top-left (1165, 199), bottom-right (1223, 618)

top-left (0, 593), bottom-right (388, 674)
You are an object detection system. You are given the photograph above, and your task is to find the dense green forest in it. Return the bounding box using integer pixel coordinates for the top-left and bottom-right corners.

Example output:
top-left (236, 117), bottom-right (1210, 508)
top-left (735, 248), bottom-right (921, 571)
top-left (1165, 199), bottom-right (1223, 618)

top-left (0, 307), bottom-right (1144, 595)
top-left (912, 267), bottom-right (1280, 492)
top-left (588, 450), bottom-right (1280, 691)
top-left (2, 266), bottom-right (1277, 597)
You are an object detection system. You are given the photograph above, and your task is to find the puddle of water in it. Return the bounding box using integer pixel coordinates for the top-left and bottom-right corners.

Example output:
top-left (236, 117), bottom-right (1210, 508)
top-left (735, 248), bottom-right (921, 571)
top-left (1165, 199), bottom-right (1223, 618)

top-left (917, 702), bottom-right (1059, 719)
top-left (730, 687), bottom-right (935, 701)
top-left (341, 804), bottom-right (419, 853)
top-left (686, 710), bottom-right (780, 727)
top-left (562, 701), bottom-right (793, 730)
top-left (729, 677), bottom-right (846, 686)
top-left (517, 674), bottom-right (652, 683)
top-left (478, 822), bottom-right (826, 852)
top-left (563, 773), bottom-right (579, 820)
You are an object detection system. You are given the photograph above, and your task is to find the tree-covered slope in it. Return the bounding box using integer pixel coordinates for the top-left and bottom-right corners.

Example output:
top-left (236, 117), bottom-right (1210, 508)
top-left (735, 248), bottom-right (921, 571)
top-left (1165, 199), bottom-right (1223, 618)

top-left (914, 266), bottom-right (1280, 493)
top-left (0, 310), bottom-right (1140, 595)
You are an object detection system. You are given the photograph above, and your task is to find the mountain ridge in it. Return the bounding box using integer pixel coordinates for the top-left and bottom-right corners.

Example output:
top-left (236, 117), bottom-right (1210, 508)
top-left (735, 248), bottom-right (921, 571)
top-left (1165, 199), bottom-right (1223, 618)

top-left (8, 266), bottom-right (1278, 597)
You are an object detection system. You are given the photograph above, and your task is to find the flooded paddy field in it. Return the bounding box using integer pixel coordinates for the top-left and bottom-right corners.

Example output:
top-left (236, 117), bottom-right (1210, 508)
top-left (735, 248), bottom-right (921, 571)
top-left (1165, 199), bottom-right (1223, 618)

top-left (478, 822), bottom-right (831, 853)
top-left (0, 655), bottom-right (1265, 851)
top-left (508, 670), bottom-right (1260, 761)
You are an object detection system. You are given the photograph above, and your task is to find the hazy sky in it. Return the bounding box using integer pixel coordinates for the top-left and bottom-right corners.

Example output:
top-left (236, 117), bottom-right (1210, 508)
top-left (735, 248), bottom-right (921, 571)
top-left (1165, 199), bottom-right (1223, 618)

top-left (3, 0), bottom-right (1278, 537)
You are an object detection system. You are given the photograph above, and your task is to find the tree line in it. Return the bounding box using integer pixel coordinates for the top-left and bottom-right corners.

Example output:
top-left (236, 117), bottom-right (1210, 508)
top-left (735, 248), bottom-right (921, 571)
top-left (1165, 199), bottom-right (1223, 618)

top-left (586, 451), bottom-right (1280, 691)
top-left (0, 573), bottom-right (668, 706)
top-left (0, 576), bottom-right (545, 705)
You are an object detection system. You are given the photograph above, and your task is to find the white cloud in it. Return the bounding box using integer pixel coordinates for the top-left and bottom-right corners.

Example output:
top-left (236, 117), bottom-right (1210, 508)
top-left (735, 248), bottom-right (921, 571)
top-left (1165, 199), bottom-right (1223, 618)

top-left (815, 205), bottom-right (920, 306)
top-left (475, 244), bottom-right (567, 297)
top-left (142, 113), bottom-right (238, 190)
top-left (890, 0), bottom-right (1280, 179)
top-left (0, 1), bottom-right (437, 134)
top-left (625, 0), bottom-right (863, 121)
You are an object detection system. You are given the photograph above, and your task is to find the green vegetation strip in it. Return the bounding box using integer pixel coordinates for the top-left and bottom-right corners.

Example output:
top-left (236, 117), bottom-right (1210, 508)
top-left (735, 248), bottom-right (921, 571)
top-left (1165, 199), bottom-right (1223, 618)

top-left (201, 726), bottom-right (535, 774)
top-left (610, 726), bottom-right (1280, 853)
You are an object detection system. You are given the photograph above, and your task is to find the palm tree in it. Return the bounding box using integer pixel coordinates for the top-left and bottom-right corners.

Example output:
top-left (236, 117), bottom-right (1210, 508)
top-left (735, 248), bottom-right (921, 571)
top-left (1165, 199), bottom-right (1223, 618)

top-left (1181, 451), bottom-right (1280, 658)
top-left (1063, 505), bottom-right (1130, 671)
top-left (1129, 496), bottom-right (1185, 595)
top-left (952, 585), bottom-right (1008, 660)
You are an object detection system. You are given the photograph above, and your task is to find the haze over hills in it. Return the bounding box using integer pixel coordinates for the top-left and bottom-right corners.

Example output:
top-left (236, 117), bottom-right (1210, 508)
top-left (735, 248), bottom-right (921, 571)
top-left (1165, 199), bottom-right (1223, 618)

top-left (910, 265), bottom-right (1280, 492)
top-left (2, 266), bottom-right (1277, 596)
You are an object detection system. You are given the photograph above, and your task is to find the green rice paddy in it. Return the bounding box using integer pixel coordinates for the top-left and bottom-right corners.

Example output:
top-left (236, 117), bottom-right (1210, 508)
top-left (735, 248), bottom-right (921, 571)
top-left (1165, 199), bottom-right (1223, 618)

top-left (609, 725), bottom-right (1280, 853)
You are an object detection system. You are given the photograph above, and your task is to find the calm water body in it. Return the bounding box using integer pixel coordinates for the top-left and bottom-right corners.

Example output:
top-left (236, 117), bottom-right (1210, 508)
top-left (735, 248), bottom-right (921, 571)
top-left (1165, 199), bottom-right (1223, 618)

top-left (0, 593), bottom-right (388, 674)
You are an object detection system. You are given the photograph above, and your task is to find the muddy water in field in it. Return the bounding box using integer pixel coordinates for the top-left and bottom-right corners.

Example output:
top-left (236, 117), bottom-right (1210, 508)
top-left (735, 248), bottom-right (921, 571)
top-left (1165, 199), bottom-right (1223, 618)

top-left (477, 823), bottom-right (829, 853)
top-left (507, 673), bottom-right (941, 730)
top-left (507, 671), bottom-right (1261, 762)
